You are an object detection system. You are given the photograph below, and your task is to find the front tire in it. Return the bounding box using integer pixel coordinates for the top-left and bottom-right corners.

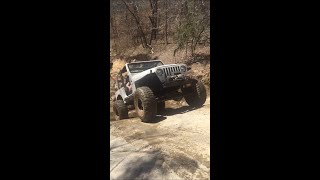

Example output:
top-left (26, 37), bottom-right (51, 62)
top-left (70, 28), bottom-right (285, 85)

top-left (113, 100), bottom-right (129, 120)
top-left (182, 80), bottom-right (207, 107)
top-left (134, 87), bottom-right (157, 122)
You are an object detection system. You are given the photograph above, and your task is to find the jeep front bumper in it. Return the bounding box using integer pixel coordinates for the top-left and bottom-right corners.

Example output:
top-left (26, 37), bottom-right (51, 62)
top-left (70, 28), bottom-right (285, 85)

top-left (162, 76), bottom-right (193, 88)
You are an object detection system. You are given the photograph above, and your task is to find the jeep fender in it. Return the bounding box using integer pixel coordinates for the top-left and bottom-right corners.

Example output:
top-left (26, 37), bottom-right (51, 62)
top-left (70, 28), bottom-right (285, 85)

top-left (114, 87), bottom-right (127, 101)
top-left (134, 73), bottom-right (163, 95)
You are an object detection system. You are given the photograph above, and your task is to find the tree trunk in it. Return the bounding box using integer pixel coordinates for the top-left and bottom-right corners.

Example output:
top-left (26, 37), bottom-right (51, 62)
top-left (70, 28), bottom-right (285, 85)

top-left (149, 0), bottom-right (158, 45)
top-left (122, 0), bottom-right (148, 48)
top-left (164, 0), bottom-right (168, 45)
top-left (111, 16), bottom-right (119, 54)
top-left (193, 26), bottom-right (206, 54)
top-left (125, 10), bottom-right (130, 46)
top-left (185, 43), bottom-right (188, 58)
top-left (191, 38), bottom-right (195, 56)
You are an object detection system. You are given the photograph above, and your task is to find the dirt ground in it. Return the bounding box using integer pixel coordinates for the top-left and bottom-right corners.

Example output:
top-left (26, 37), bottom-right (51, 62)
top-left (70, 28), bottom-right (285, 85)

top-left (110, 98), bottom-right (210, 180)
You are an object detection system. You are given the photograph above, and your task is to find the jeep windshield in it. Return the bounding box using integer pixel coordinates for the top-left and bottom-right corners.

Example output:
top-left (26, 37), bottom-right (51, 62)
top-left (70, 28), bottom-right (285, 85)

top-left (128, 61), bottom-right (163, 73)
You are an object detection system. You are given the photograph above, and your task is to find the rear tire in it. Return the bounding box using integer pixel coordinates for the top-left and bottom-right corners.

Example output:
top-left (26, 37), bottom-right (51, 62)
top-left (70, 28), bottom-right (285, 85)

top-left (182, 80), bottom-right (207, 107)
top-left (134, 87), bottom-right (157, 122)
top-left (113, 100), bottom-right (128, 120)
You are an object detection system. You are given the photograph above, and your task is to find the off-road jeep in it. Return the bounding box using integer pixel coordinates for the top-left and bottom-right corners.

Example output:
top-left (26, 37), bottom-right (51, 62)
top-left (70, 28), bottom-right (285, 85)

top-left (112, 60), bottom-right (206, 122)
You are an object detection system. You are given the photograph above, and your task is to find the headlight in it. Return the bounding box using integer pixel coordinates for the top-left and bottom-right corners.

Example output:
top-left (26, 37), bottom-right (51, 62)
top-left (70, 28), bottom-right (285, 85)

top-left (156, 69), bottom-right (163, 76)
top-left (180, 65), bottom-right (187, 72)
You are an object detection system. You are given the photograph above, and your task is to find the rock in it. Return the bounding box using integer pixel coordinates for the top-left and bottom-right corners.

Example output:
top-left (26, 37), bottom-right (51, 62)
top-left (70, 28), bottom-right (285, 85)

top-left (182, 101), bottom-right (188, 106)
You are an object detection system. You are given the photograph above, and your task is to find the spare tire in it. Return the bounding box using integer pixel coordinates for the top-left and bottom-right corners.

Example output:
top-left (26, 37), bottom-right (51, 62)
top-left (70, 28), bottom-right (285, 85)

top-left (134, 86), bottom-right (157, 122)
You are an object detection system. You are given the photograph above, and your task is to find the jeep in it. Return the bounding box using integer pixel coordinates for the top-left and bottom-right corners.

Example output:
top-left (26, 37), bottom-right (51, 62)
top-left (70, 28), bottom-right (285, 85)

top-left (112, 60), bottom-right (206, 122)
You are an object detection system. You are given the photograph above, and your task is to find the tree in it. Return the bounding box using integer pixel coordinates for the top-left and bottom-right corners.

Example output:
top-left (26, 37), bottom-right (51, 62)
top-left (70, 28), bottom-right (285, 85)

top-left (121, 0), bottom-right (149, 48)
top-left (174, 0), bottom-right (210, 56)
top-left (110, 0), bottom-right (210, 58)
top-left (148, 0), bottom-right (158, 45)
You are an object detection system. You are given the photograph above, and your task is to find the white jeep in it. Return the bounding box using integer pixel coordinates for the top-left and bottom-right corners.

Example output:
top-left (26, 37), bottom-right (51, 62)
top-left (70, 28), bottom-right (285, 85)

top-left (112, 60), bottom-right (206, 122)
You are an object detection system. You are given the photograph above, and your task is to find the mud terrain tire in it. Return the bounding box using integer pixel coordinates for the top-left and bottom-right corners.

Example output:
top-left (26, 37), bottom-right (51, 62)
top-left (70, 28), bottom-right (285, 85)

top-left (113, 100), bottom-right (128, 120)
top-left (182, 81), bottom-right (207, 107)
top-left (134, 87), bottom-right (157, 122)
top-left (157, 101), bottom-right (165, 114)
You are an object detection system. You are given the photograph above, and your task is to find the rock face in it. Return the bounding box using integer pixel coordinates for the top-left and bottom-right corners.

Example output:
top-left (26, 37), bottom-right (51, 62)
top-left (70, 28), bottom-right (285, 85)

top-left (110, 98), bottom-right (211, 180)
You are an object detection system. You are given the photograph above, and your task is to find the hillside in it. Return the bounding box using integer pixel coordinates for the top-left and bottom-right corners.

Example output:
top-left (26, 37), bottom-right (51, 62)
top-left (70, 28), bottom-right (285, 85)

top-left (110, 44), bottom-right (210, 101)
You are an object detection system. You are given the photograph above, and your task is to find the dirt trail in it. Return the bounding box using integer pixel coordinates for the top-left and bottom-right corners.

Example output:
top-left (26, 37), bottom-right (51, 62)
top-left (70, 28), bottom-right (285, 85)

top-left (110, 98), bottom-right (210, 180)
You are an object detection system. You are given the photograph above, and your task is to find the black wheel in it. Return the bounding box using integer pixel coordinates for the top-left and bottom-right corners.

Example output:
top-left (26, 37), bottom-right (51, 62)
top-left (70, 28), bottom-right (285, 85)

top-left (134, 87), bottom-right (157, 122)
top-left (182, 80), bottom-right (207, 107)
top-left (157, 101), bottom-right (165, 114)
top-left (113, 100), bottom-right (129, 120)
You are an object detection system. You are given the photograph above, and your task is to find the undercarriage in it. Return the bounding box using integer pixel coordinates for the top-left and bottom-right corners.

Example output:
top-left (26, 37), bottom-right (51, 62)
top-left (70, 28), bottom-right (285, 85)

top-left (124, 78), bottom-right (197, 105)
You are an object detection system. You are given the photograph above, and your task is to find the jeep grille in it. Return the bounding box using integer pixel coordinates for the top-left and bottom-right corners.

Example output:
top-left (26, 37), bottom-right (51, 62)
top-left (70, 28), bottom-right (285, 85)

top-left (163, 66), bottom-right (181, 76)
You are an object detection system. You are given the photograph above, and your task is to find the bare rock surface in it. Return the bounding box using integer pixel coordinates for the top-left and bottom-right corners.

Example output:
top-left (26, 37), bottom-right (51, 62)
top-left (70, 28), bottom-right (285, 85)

top-left (110, 98), bottom-right (210, 180)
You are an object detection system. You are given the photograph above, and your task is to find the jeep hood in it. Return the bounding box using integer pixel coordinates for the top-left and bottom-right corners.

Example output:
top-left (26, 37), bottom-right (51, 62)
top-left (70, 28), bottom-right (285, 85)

top-left (130, 64), bottom-right (186, 81)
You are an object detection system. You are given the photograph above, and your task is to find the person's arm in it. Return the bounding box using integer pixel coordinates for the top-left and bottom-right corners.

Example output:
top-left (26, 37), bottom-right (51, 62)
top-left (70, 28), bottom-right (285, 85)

top-left (126, 82), bottom-right (132, 91)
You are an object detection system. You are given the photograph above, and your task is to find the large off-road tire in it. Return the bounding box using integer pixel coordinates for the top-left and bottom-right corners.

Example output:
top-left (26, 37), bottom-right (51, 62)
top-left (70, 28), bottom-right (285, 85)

top-left (157, 101), bottom-right (165, 114)
top-left (113, 100), bottom-right (129, 120)
top-left (182, 80), bottom-right (207, 107)
top-left (134, 86), bottom-right (157, 122)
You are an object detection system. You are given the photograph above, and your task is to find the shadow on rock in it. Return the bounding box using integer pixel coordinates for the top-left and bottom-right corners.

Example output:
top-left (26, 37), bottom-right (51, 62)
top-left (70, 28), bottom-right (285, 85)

top-left (114, 150), bottom-right (167, 180)
top-left (168, 152), bottom-right (199, 174)
top-left (162, 106), bottom-right (201, 116)
top-left (111, 105), bottom-right (203, 123)
top-left (113, 148), bottom-right (200, 180)
top-left (141, 106), bottom-right (202, 123)
top-left (146, 115), bottom-right (167, 123)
